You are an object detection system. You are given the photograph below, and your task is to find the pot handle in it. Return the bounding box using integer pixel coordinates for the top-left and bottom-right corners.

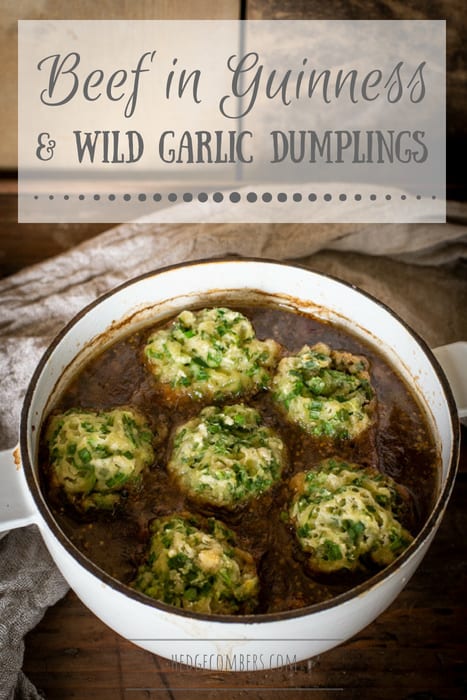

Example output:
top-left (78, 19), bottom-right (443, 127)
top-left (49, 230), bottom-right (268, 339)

top-left (433, 341), bottom-right (467, 420)
top-left (0, 446), bottom-right (37, 534)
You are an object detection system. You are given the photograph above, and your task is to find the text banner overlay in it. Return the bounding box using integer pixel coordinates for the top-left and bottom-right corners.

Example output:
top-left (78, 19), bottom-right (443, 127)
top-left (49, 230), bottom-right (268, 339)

top-left (18, 20), bottom-right (445, 223)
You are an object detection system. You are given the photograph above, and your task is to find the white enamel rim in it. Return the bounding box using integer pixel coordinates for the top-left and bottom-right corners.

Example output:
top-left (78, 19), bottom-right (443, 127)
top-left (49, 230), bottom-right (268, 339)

top-left (19, 257), bottom-right (460, 626)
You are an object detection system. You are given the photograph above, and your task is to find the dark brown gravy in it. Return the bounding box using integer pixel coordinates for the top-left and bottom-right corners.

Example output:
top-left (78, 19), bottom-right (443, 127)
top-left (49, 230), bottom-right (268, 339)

top-left (41, 305), bottom-right (439, 614)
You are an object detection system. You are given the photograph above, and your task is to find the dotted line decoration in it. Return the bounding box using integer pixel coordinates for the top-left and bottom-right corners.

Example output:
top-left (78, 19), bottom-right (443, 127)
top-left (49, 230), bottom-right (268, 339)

top-left (32, 192), bottom-right (438, 203)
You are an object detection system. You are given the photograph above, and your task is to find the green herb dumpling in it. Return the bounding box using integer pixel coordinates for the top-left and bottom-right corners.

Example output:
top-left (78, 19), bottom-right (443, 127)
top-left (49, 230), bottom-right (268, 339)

top-left (272, 342), bottom-right (375, 439)
top-left (132, 513), bottom-right (259, 614)
top-left (45, 408), bottom-right (155, 511)
top-left (288, 458), bottom-right (413, 574)
top-left (144, 307), bottom-right (281, 402)
top-left (167, 404), bottom-right (286, 509)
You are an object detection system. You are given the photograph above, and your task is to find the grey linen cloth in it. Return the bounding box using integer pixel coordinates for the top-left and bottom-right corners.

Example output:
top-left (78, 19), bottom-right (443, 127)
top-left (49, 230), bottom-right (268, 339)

top-left (0, 205), bottom-right (466, 698)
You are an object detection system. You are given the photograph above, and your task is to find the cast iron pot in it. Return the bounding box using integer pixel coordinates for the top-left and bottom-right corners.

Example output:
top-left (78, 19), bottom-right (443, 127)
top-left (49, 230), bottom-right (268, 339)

top-left (0, 259), bottom-right (465, 669)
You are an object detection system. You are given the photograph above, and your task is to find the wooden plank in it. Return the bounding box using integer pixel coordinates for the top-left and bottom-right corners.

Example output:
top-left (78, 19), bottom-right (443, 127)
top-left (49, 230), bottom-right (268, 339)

top-left (0, 0), bottom-right (240, 169)
top-left (0, 182), bottom-right (110, 276)
top-left (246, 0), bottom-right (467, 151)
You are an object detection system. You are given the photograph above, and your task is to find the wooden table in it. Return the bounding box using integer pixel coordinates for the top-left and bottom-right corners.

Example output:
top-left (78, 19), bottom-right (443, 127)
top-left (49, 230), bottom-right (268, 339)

top-left (0, 186), bottom-right (464, 696)
top-left (4, 176), bottom-right (463, 696)
top-left (0, 180), bottom-right (467, 700)
top-left (0, 187), bottom-right (464, 699)
top-left (3, 2), bottom-right (466, 696)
